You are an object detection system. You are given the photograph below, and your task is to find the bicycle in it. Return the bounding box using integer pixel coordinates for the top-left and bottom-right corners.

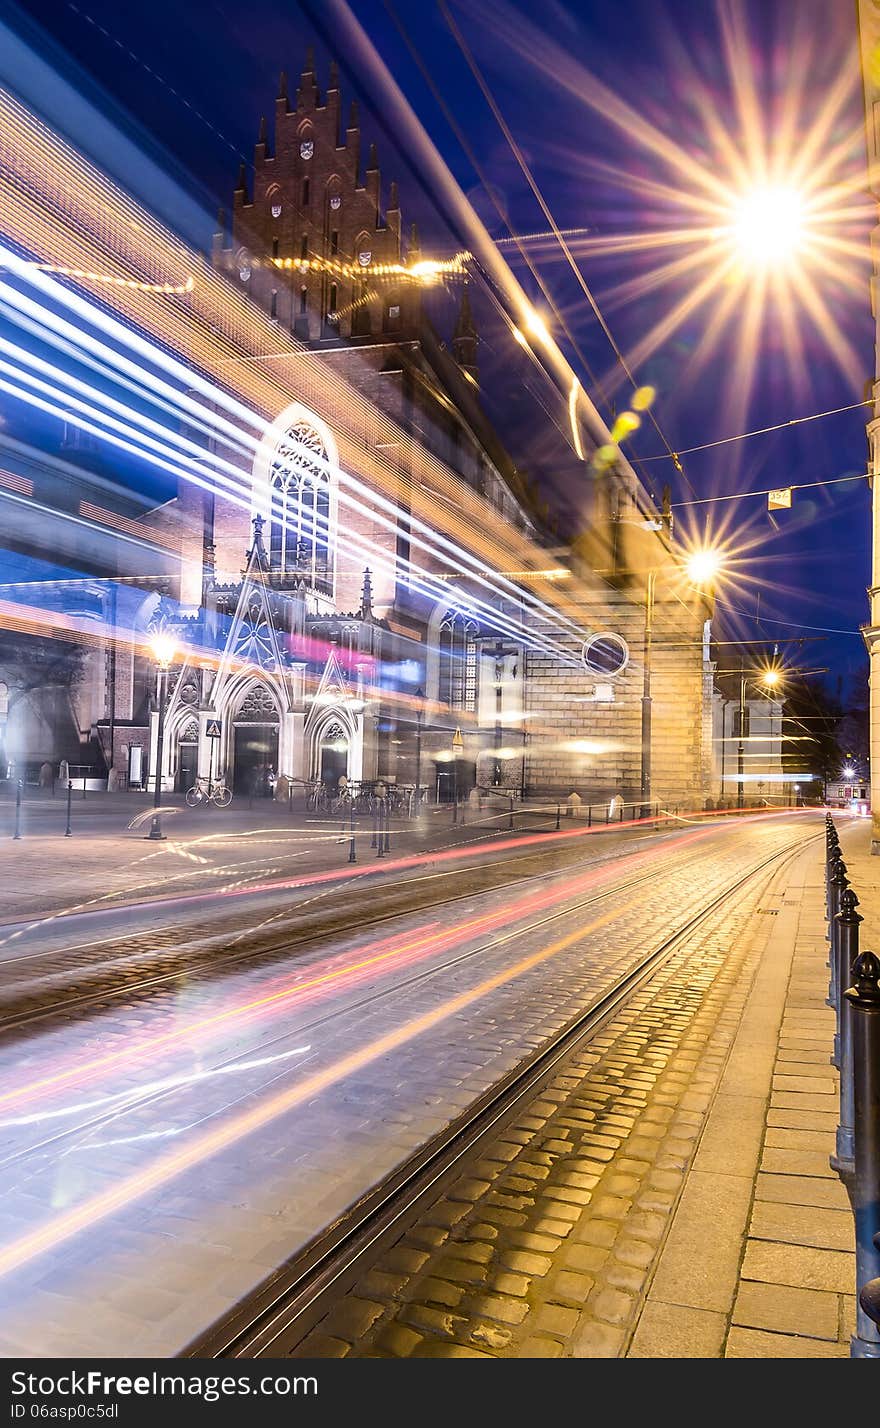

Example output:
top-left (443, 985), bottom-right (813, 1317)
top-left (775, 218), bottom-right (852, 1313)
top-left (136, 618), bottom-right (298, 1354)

top-left (185, 777), bottom-right (233, 808)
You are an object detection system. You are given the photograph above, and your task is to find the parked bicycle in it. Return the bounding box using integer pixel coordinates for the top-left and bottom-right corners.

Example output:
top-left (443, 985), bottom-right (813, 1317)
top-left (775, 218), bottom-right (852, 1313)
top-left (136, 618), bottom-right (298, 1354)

top-left (185, 777), bottom-right (233, 808)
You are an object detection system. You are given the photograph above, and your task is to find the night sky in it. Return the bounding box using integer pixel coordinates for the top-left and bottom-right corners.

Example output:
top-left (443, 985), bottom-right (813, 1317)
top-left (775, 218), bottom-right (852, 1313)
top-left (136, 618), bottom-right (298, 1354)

top-left (1, 0), bottom-right (874, 687)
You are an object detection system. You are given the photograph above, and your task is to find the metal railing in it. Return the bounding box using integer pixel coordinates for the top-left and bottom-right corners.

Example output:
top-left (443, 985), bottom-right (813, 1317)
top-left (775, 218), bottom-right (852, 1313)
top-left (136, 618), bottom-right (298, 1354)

top-left (824, 813), bottom-right (880, 1357)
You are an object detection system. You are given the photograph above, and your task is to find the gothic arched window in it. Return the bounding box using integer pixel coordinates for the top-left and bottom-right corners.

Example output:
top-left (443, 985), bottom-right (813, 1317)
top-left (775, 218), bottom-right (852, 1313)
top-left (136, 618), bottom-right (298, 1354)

top-left (438, 611), bottom-right (479, 712)
top-left (267, 418), bottom-right (333, 587)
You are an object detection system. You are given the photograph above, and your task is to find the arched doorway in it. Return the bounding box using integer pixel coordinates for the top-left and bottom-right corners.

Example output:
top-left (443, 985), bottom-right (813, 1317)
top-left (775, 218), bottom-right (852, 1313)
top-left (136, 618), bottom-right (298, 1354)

top-left (318, 720), bottom-right (349, 790)
top-left (175, 719), bottom-right (199, 793)
top-left (232, 682), bottom-right (280, 796)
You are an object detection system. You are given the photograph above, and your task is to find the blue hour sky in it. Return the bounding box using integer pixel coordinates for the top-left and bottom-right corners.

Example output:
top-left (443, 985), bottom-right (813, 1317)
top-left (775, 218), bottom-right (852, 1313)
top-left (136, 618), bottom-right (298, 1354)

top-left (1, 0), bottom-right (874, 686)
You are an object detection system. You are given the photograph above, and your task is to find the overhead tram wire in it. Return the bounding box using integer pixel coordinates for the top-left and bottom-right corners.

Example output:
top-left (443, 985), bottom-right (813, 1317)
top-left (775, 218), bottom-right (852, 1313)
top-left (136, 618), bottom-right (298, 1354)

top-left (382, 0), bottom-right (613, 419)
top-left (438, 0), bottom-right (698, 498)
top-left (671, 471), bottom-right (869, 508)
top-left (642, 399), bottom-right (874, 463)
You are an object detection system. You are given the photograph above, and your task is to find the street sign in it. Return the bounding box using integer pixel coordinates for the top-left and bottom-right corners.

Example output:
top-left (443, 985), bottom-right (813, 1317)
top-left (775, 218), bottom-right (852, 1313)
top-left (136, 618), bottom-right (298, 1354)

top-left (205, 720), bottom-right (222, 739)
top-left (768, 487), bottom-right (792, 510)
top-left (452, 727), bottom-right (464, 751)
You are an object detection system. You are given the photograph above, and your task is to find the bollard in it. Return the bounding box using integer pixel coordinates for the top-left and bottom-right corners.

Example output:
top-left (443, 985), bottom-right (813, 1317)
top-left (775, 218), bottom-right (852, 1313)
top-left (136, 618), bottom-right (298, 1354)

top-left (452, 795), bottom-right (458, 826)
top-left (619, 802), bottom-right (624, 822)
top-left (831, 886), bottom-right (861, 1180)
top-left (82, 773), bottom-right (87, 800)
top-left (828, 859), bottom-right (849, 1038)
top-left (587, 803), bottom-right (592, 828)
top-left (12, 778), bottom-right (22, 840)
top-left (376, 798), bottom-right (385, 857)
top-left (556, 803), bottom-right (561, 831)
top-left (843, 951), bottom-right (880, 1357)
top-left (384, 799), bottom-right (391, 854)
top-left (371, 801), bottom-right (378, 848)
top-left (348, 801), bottom-right (356, 863)
top-left (509, 797), bottom-right (514, 831)
top-left (64, 779), bottom-right (73, 837)
top-left (826, 835), bottom-right (841, 922)
top-left (605, 802), bottom-right (610, 824)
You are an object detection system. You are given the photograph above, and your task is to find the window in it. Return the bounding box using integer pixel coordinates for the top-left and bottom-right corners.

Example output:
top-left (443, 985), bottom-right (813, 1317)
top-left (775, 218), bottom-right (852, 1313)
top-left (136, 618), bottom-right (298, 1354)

top-left (272, 238), bottom-right (279, 259)
top-left (438, 612), bottom-right (479, 712)
top-left (267, 418), bottom-right (333, 587)
top-left (331, 230), bottom-right (339, 255)
top-left (582, 632), bottom-right (629, 678)
top-left (300, 234), bottom-right (309, 261)
top-left (302, 178), bottom-right (310, 207)
top-left (300, 285), bottom-right (308, 315)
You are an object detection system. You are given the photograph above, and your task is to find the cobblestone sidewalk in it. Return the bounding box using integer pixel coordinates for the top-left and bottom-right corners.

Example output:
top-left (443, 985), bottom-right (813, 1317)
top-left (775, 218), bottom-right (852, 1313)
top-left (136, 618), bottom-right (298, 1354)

top-left (288, 829), bottom-right (857, 1359)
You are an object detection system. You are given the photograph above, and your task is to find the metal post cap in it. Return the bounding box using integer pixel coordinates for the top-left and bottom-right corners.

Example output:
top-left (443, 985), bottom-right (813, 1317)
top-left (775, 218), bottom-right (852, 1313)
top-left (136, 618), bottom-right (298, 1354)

top-left (844, 951), bottom-right (880, 1009)
top-left (837, 886), bottom-right (862, 922)
top-left (860, 1278), bottom-right (880, 1328)
top-left (831, 858), bottom-right (848, 885)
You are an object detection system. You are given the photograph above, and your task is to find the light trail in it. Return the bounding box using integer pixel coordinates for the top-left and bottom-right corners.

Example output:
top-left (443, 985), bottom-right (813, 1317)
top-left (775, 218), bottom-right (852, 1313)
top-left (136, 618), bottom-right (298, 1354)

top-left (0, 251), bottom-right (590, 660)
top-left (0, 898), bottom-right (633, 1278)
top-left (0, 85), bottom-right (603, 634)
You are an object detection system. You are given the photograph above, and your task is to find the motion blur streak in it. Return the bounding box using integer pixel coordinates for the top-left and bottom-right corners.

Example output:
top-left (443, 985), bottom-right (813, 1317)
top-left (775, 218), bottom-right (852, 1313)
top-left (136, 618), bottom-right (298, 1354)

top-left (0, 900), bottom-right (631, 1278)
top-left (0, 818), bottom-right (746, 1115)
top-left (0, 87), bottom-right (601, 633)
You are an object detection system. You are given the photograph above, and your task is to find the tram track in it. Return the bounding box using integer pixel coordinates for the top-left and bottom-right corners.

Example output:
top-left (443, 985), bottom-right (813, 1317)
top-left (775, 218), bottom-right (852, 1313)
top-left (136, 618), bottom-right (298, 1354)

top-left (0, 821), bottom-right (713, 1036)
top-left (0, 833), bottom-right (735, 1168)
top-left (182, 826), bottom-right (819, 1359)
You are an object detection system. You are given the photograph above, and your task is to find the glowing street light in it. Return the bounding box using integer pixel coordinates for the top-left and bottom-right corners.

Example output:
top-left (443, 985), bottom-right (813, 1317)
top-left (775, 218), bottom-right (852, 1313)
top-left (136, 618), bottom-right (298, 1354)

top-left (147, 630), bottom-right (177, 841)
top-left (760, 668), bottom-right (782, 688)
top-left (732, 185), bottom-right (805, 268)
top-left (685, 547), bottom-right (724, 586)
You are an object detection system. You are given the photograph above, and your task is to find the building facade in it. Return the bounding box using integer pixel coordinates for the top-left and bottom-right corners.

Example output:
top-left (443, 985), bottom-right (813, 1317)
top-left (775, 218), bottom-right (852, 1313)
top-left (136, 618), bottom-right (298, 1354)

top-left (1, 54), bottom-right (714, 809)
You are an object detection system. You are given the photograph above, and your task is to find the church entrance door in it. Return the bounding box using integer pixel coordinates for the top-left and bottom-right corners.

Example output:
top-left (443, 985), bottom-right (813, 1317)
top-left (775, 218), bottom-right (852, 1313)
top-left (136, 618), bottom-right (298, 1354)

top-left (233, 725), bottom-right (279, 796)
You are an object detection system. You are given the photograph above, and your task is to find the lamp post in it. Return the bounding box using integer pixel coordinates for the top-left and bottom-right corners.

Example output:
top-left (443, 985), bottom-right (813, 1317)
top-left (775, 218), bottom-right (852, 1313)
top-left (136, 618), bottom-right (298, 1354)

top-left (414, 687), bottom-right (424, 817)
top-left (640, 569), bottom-right (656, 819)
top-left (147, 632), bottom-right (176, 842)
top-left (639, 547), bottom-right (722, 819)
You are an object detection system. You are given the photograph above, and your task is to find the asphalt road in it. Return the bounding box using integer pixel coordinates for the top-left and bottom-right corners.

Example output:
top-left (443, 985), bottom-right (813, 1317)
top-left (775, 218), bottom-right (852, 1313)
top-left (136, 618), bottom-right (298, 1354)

top-left (0, 809), bottom-right (821, 1356)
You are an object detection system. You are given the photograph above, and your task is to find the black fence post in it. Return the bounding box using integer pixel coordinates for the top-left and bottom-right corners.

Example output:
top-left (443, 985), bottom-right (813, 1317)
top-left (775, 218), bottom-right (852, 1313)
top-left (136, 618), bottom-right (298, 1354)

top-left (829, 859), bottom-right (849, 1061)
top-left (831, 886), bottom-right (861, 1182)
top-left (12, 779), bottom-right (22, 841)
top-left (348, 801), bottom-right (356, 863)
top-left (556, 803), bottom-right (561, 831)
top-left (371, 800), bottom-right (378, 848)
top-left (64, 779), bottom-right (73, 838)
top-left (376, 798), bottom-right (385, 858)
top-left (587, 803), bottom-right (592, 828)
top-left (619, 802), bottom-right (624, 822)
top-left (383, 798), bottom-right (391, 855)
top-left (82, 773), bottom-right (87, 800)
top-left (844, 951), bottom-right (880, 1358)
top-left (509, 796), bottom-right (514, 831)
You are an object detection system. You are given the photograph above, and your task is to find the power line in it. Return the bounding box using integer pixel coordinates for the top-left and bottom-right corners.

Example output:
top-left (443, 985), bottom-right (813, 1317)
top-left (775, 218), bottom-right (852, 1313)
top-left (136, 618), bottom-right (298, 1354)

top-left (644, 400), bottom-right (873, 462)
top-left (672, 471), bottom-right (868, 508)
top-left (437, 0), bottom-right (697, 496)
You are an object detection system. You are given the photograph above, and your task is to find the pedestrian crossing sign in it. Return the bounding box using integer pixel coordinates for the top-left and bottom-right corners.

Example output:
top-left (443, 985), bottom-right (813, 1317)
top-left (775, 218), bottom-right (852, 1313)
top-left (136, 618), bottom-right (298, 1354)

top-left (206, 719), bottom-right (222, 738)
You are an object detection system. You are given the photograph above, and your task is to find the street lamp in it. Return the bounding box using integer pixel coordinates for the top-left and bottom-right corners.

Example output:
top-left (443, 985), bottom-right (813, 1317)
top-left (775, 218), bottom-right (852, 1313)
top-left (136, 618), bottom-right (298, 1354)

top-left (147, 631), bottom-right (176, 841)
top-left (735, 665), bottom-right (782, 811)
top-left (414, 687), bottom-right (424, 816)
top-left (640, 546), bottom-right (722, 818)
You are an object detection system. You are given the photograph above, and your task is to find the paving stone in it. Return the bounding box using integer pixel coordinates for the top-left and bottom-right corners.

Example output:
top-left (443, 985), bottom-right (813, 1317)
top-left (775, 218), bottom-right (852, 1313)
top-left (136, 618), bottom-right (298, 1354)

top-left (416, 1277), bottom-right (466, 1309)
top-left (383, 1246), bottom-right (429, 1275)
top-left (447, 1178), bottom-right (491, 1203)
top-left (551, 1271), bottom-right (595, 1305)
top-left (468, 1321), bottom-right (513, 1351)
top-left (749, 1201), bottom-right (854, 1253)
top-left (466, 1294), bottom-right (529, 1327)
top-left (501, 1249), bottom-right (554, 1277)
top-left (589, 1285), bottom-right (633, 1325)
top-left (725, 1327), bottom-right (847, 1358)
top-left (321, 1298), bottom-right (385, 1341)
top-left (628, 1302), bottom-right (726, 1358)
top-left (573, 1220), bottom-right (619, 1248)
top-left (291, 1332), bottom-right (350, 1358)
top-left (760, 1148), bottom-right (837, 1179)
top-left (375, 1324), bottom-right (423, 1357)
top-left (740, 1241), bottom-right (854, 1294)
top-left (519, 1336), bottom-right (564, 1358)
top-left (490, 1272), bottom-right (531, 1298)
top-left (732, 1281), bottom-right (839, 1341)
top-left (511, 1232), bottom-right (563, 1255)
top-left (417, 1342), bottom-right (494, 1358)
top-left (572, 1320), bottom-right (627, 1358)
top-left (535, 1303), bottom-right (579, 1337)
top-left (562, 1243), bottom-right (609, 1274)
top-left (590, 1194), bottom-right (632, 1219)
top-left (613, 1238), bottom-right (656, 1270)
